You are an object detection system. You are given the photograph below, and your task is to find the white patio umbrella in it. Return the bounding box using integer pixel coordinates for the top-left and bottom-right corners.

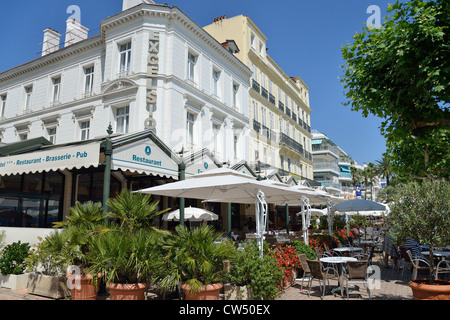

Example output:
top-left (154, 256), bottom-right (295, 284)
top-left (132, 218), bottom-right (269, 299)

top-left (137, 168), bottom-right (312, 256)
top-left (331, 199), bottom-right (388, 238)
top-left (162, 206), bottom-right (219, 222)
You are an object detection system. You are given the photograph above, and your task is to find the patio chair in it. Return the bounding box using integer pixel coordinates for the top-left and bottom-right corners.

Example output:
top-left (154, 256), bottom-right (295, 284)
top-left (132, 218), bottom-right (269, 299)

top-left (344, 260), bottom-right (371, 299)
top-left (406, 249), bottom-right (434, 280)
top-left (436, 260), bottom-right (450, 281)
top-left (306, 259), bottom-right (339, 299)
top-left (314, 246), bottom-right (332, 259)
top-left (352, 253), bottom-right (370, 261)
top-left (398, 246), bottom-right (413, 276)
top-left (297, 254), bottom-right (312, 289)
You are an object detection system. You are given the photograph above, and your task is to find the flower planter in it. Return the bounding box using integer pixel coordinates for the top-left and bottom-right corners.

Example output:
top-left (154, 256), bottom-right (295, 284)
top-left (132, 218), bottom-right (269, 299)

top-left (224, 284), bottom-right (253, 300)
top-left (409, 279), bottom-right (450, 300)
top-left (66, 273), bottom-right (101, 300)
top-left (109, 283), bottom-right (147, 300)
top-left (27, 273), bottom-right (70, 299)
top-left (181, 282), bottom-right (223, 300)
top-left (0, 273), bottom-right (29, 290)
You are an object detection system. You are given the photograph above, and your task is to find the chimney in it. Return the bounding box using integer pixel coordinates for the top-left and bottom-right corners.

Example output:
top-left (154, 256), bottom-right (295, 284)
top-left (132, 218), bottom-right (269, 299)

top-left (42, 28), bottom-right (61, 56)
top-left (123, 0), bottom-right (155, 11)
top-left (64, 18), bottom-right (89, 47)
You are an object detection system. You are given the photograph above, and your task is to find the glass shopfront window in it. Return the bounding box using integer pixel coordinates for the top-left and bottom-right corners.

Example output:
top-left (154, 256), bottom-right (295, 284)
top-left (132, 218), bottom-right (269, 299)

top-left (0, 171), bottom-right (65, 228)
top-left (76, 171), bottom-right (121, 204)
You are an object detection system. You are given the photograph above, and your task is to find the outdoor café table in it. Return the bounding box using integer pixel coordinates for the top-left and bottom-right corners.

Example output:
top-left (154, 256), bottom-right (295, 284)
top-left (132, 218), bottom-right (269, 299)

top-left (319, 256), bottom-right (357, 297)
top-left (421, 251), bottom-right (450, 261)
top-left (333, 247), bottom-right (363, 256)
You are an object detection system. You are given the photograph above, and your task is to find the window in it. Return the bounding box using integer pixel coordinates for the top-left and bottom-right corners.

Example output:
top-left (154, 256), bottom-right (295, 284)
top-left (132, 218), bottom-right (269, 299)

top-left (253, 101), bottom-right (258, 121)
top-left (119, 42), bottom-right (132, 74)
top-left (116, 106), bottom-right (130, 134)
top-left (84, 66), bottom-right (94, 95)
top-left (261, 107), bottom-right (266, 126)
top-left (259, 41), bottom-right (264, 57)
top-left (52, 77), bottom-right (61, 102)
top-left (251, 33), bottom-right (256, 50)
top-left (24, 86), bottom-right (33, 111)
top-left (187, 52), bottom-right (197, 82)
top-left (234, 135), bottom-right (238, 159)
top-left (0, 94), bottom-right (6, 117)
top-left (232, 83), bottom-right (239, 109)
top-left (186, 112), bottom-right (195, 148)
top-left (212, 69), bottom-right (220, 97)
top-left (47, 127), bottom-right (57, 144)
top-left (80, 120), bottom-right (90, 141)
top-left (213, 123), bottom-right (220, 154)
top-left (19, 133), bottom-right (28, 141)
top-left (252, 64), bottom-right (257, 81)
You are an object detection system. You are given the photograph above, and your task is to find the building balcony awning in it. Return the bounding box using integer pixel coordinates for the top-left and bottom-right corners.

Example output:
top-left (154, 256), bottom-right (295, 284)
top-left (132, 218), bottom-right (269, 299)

top-left (339, 165), bottom-right (351, 172)
top-left (0, 141), bottom-right (101, 176)
top-left (311, 139), bottom-right (323, 145)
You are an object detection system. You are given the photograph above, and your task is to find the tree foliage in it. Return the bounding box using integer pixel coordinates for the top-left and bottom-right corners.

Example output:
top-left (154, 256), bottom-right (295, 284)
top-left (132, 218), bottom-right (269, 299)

top-left (341, 0), bottom-right (450, 180)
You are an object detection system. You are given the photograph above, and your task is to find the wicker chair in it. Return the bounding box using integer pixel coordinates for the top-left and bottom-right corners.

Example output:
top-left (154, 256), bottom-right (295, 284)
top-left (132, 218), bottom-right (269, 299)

top-left (344, 260), bottom-right (371, 299)
top-left (306, 259), bottom-right (338, 299)
top-left (298, 254), bottom-right (312, 289)
top-left (398, 246), bottom-right (413, 276)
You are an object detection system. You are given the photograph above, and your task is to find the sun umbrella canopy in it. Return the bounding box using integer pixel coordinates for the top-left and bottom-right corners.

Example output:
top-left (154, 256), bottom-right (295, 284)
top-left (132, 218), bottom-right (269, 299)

top-left (162, 206), bottom-right (218, 222)
top-left (138, 168), bottom-right (309, 204)
top-left (331, 199), bottom-right (386, 213)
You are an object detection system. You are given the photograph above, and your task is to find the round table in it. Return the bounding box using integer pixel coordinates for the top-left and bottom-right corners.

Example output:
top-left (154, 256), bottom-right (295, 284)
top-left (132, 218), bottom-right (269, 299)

top-left (333, 247), bottom-right (363, 256)
top-left (319, 256), bottom-right (357, 297)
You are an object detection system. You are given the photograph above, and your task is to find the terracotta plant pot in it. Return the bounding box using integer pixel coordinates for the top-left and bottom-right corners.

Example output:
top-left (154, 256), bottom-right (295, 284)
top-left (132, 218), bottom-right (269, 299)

top-left (109, 283), bottom-right (147, 300)
top-left (66, 273), bottom-right (101, 300)
top-left (409, 279), bottom-right (450, 300)
top-left (181, 282), bottom-right (223, 300)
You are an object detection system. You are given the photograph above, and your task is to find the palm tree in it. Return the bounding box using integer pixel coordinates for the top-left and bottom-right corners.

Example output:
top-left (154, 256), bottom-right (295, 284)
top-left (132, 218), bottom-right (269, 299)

top-left (375, 155), bottom-right (393, 186)
top-left (362, 163), bottom-right (376, 200)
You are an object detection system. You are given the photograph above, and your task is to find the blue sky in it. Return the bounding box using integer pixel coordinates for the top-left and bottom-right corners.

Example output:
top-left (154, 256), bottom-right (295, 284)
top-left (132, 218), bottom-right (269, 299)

top-left (0, 0), bottom-right (392, 165)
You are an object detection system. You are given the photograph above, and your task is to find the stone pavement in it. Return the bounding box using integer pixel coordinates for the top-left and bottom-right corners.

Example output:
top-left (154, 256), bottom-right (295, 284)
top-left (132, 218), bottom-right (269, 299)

top-left (0, 255), bottom-right (416, 301)
top-left (278, 255), bottom-right (414, 300)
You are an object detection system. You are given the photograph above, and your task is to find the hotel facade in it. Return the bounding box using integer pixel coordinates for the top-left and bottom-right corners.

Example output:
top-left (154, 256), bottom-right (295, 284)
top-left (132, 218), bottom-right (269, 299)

top-left (203, 15), bottom-right (314, 183)
top-left (0, 1), bottom-right (254, 242)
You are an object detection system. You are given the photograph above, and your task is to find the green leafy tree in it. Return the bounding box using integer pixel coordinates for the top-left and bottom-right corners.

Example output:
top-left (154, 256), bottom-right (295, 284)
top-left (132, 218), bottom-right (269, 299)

top-left (388, 180), bottom-right (450, 283)
top-left (341, 0), bottom-right (450, 180)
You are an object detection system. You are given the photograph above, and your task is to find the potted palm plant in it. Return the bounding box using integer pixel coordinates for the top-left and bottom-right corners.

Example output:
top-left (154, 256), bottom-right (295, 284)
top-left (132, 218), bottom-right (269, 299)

top-left (88, 190), bottom-right (167, 300)
top-left (54, 201), bottom-right (109, 300)
top-left (155, 224), bottom-right (235, 300)
top-left (388, 180), bottom-right (450, 300)
top-left (26, 232), bottom-right (71, 299)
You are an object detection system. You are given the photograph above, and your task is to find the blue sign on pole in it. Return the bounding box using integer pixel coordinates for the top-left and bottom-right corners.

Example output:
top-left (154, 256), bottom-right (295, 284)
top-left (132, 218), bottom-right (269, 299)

top-left (356, 184), bottom-right (362, 199)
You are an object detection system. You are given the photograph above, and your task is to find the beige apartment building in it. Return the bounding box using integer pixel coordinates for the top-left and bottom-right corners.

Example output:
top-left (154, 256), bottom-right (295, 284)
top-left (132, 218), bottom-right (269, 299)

top-left (204, 15), bottom-right (314, 182)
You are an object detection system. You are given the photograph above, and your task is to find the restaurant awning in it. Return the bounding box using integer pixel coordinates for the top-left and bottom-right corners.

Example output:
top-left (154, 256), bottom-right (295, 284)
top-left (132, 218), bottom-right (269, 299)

top-left (110, 130), bottom-right (180, 180)
top-left (0, 141), bottom-right (101, 176)
top-left (183, 148), bottom-right (221, 177)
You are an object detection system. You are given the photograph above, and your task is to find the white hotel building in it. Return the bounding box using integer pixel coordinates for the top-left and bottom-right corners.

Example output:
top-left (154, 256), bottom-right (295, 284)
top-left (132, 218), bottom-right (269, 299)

top-left (0, 1), bottom-right (252, 239)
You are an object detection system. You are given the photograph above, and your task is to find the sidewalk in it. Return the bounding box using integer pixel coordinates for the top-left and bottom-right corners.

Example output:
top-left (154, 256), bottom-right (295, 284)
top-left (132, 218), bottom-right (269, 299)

top-left (278, 255), bottom-right (413, 300)
top-left (0, 255), bottom-right (414, 301)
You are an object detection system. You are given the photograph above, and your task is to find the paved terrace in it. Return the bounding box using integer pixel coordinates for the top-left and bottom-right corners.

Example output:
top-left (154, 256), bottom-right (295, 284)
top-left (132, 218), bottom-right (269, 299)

top-left (0, 254), bottom-right (417, 301)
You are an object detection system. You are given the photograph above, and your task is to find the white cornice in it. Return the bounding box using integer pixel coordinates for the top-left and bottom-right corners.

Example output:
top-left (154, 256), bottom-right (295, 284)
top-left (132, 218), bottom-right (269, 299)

top-left (101, 4), bottom-right (252, 79)
top-left (0, 36), bottom-right (104, 84)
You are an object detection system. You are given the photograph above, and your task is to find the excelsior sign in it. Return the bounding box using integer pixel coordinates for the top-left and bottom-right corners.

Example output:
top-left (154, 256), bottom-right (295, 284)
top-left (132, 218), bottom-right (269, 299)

top-left (0, 142), bottom-right (101, 176)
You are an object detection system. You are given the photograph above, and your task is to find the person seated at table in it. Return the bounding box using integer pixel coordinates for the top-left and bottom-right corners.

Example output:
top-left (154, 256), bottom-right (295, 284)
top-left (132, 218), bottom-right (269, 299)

top-left (381, 232), bottom-right (399, 269)
top-left (403, 237), bottom-right (423, 259)
top-left (351, 224), bottom-right (360, 238)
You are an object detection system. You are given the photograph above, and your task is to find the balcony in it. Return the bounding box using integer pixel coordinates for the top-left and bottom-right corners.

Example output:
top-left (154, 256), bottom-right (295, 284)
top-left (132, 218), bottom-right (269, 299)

top-left (279, 133), bottom-right (303, 154)
top-left (253, 119), bottom-right (261, 133)
top-left (261, 87), bottom-right (268, 99)
top-left (269, 93), bottom-right (275, 105)
top-left (252, 79), bottom-right (260, 94)
top-left (285, 107), bottom-right (291, 117)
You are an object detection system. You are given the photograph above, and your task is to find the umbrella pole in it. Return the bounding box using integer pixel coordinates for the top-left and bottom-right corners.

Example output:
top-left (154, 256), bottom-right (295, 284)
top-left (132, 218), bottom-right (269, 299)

top-left (227, 203), bottom-right (232, 237)
top-left (178, 161), bottom-right (186, 226)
